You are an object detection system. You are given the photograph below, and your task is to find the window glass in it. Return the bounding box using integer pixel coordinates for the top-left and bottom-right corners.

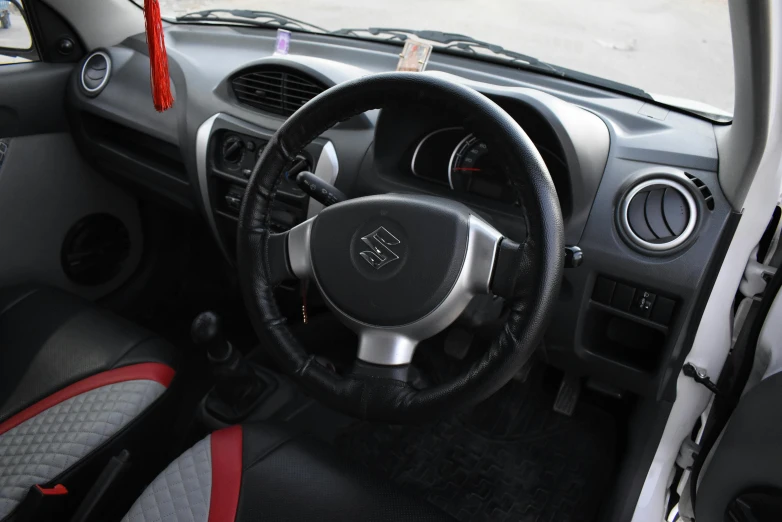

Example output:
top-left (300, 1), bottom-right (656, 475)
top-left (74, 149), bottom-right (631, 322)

top-left (147, 0), bottom-right (734, 120)
top-left (0, 0), bottom-right (37, 65)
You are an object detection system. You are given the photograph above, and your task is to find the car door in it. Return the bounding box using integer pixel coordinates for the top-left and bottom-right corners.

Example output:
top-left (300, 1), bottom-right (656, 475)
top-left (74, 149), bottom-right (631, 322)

top-left (0, 0), bottom-right (143, 300)
top-left (694, 258), bottom-right (782, 521)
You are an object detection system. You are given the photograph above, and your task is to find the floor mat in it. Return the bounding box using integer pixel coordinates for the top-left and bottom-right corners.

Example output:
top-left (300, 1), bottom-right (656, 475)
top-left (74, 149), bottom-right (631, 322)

top-left (334, 369), bottom-right (616, 522)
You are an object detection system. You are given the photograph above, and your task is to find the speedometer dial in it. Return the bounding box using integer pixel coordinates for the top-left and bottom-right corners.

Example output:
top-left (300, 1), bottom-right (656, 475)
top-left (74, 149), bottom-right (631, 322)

top-left (448, 134), bottom-right (516, 204)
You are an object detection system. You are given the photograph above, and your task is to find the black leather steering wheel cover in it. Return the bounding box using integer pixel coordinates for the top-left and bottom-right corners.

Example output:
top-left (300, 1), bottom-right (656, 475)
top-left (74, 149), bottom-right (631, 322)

top-left (237, 72), bottom-right (564, 422)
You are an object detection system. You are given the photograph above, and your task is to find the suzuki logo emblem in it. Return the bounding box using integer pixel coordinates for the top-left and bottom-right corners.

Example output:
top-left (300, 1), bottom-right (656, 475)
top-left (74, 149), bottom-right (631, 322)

top-left (359, 227), bottom-right (401, 269)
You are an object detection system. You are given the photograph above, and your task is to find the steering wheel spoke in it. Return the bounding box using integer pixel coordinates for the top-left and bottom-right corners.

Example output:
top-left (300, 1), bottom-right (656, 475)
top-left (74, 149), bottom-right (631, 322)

top-left (357, 331), bottom-right (418, 366)
top-left (286, 217), bottom-right (315, 279)
top-left (265, 218), bottom-right (314, 286)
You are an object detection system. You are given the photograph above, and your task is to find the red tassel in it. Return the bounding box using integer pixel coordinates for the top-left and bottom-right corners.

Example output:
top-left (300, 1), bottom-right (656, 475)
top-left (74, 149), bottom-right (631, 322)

top-left (143, 0), bottom-right (174, 112)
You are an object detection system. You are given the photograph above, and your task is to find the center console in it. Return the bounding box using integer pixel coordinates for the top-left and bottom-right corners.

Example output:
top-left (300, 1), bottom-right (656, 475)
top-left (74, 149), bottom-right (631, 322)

top-left (196, 113), bottom-right (336, 262)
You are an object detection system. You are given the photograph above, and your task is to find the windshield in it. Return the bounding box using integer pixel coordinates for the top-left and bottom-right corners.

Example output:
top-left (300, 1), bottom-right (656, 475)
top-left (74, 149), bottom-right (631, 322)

top-left (152, 0), bottom-right (734, 119)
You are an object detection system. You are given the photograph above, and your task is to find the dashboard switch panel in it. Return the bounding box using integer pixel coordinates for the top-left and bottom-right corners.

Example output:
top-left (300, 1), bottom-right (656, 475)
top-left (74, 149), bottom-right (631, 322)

top-left (631, 290), bottom-right (656, 318)
top-left (217, 132), bottom-right (267, 174)
top-left (593, 277), bottom-right (616, 305)
top-left (592, 276), bottom-right (676, 327)
top-left (651, 296), bottom-right (676, 325)
top-left (587, 277), bottom-right (675, 373)
top-left (611, 283), bottom-right (636, 312)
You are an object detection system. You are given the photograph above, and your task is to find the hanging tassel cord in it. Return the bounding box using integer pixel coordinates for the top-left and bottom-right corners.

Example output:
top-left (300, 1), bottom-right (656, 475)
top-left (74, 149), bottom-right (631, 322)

top-left (143, 0), bottom-right (174, 112)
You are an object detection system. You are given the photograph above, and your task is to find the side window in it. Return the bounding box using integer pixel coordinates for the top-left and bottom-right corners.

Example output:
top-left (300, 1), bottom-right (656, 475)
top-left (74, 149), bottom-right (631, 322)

top-left (0, 0), bottom-right (38, 65)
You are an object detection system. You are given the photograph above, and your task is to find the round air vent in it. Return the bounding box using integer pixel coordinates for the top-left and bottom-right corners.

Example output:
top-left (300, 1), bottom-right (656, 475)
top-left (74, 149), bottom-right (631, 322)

top-left (620, 178), bottom-right (698, 252)
top-left (61, 214), bottom-right (130, 286)
top-left (80, 51), bottom-right (111, 96)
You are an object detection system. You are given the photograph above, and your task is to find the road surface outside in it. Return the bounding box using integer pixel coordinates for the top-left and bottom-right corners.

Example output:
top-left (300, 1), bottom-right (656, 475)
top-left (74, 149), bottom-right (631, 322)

top-left (1, 0), bottom-right (733, 113)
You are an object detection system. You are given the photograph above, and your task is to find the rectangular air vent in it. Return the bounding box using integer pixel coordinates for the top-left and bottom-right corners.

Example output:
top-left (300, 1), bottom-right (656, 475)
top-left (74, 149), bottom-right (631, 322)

top-left (231, 68), bottom-right (327, 117)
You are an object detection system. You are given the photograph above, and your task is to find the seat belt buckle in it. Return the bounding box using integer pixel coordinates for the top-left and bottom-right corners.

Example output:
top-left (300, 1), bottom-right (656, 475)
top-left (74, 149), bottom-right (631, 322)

top-left (14, 483), bottom-right (69, 521)
top-left (36, 484), bottom-right (69, 496)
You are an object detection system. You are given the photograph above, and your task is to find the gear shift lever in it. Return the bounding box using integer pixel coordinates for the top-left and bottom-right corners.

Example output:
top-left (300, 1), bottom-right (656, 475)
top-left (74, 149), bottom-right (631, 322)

top-left (191, 312), bottom-right (264, 418)
top-left (191, 311), bottom-right (231, 361)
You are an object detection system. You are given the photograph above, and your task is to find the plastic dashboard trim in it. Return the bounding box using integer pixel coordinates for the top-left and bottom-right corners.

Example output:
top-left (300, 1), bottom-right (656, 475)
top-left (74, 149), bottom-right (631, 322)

top-left (195, 112), bottom-right (335, 263)
top-left (195, 114), bottom-right (229, 261)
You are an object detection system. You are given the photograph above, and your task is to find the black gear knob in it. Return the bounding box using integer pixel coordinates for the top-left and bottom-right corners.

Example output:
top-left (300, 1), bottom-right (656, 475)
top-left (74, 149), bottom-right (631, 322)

top-left (190, 311), bottom-right (231, 361)
top-left (191, 311), bottom-right (265, 419)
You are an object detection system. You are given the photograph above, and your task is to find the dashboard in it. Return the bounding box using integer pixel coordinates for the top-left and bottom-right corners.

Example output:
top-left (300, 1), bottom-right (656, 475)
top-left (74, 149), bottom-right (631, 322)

top-left (65, 24), bottom-right (734, 403)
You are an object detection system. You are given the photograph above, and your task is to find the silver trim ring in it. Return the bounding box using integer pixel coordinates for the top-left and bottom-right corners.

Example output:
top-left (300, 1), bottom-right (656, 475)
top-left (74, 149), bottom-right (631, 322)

top-left (81, 51), bottom-right (112, 94)
top-left (620, 178), bottom-right (698, 251)
top-left (195, 114), bottom-right (232, 262)
top-left (410, 127), bottom-right (462, 179)
top-left (306, 141), bottom-right (340, 218)
top-left (447, 133), bottom-right (474, 190)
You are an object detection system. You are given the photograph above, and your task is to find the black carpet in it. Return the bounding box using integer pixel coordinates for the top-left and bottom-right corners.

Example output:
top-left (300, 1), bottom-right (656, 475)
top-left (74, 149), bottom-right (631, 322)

top-left (334, 369), bottom-right (616, 522)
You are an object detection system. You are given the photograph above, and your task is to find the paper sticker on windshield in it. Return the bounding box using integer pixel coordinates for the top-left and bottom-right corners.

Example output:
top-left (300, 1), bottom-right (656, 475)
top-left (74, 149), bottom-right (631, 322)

top-left (396, 40), bottom-right (432, 72)
top-left (274, 29), bottom-right (291, 55)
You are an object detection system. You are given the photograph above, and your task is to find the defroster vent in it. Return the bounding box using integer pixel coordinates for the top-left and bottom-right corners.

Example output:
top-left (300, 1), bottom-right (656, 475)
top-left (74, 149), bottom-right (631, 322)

top-left (231, 66), bottom-right (328, 117)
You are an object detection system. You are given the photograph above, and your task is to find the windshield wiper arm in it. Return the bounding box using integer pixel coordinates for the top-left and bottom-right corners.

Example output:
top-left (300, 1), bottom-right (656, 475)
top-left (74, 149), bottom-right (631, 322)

top-left (332, 27), bottom-right (411, 42)
top-left (176, 9), bottom-right (328, 33)
top-left (331, 27), bottom-right (560, 73)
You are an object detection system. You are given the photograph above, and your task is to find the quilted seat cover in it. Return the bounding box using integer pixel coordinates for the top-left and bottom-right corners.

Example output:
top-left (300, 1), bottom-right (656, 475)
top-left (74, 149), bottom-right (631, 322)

top-left (120, 435), bottom-right (212, 522)
top-left (0, 380), bottom-right (165, 519)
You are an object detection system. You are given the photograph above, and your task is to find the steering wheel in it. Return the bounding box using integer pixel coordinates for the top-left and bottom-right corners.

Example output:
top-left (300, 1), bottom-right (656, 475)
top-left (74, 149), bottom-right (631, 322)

top-left (237, 73), bottom-right (563, 423)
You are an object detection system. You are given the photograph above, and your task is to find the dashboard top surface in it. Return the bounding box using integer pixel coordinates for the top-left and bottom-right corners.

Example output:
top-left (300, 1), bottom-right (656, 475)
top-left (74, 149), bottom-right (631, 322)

top-left (83, 24), bottom-right (717, 168)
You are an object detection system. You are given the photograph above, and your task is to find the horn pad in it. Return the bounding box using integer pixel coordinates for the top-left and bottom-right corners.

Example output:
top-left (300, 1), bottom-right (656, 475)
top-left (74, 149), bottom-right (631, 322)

top-left (309, 194), bottom-right (470, 327)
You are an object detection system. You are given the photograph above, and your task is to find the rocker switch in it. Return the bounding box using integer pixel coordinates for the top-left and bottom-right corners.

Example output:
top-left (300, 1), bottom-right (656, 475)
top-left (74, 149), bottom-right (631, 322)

top-left (631, 290), bottom-right (656, 318)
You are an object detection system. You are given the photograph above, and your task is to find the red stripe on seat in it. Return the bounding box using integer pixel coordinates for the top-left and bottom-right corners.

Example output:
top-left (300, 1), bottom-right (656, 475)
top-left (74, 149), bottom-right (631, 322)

top-left (0, 362), bottom-right (175, 436)
top-left (209, 425), bottom-right (243, 522)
